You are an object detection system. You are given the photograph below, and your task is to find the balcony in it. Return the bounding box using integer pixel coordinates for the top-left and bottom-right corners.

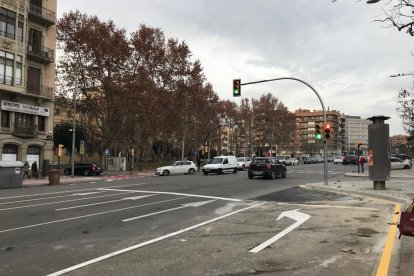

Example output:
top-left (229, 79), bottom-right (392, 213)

top-left (27, 82), bottom-right (54, 99)
top-left (28, 4), bottom-right (56, 26)
top-left (27, 45), bottom-right (54, 63)
top-left (13, 125), bottom-right (37, 139)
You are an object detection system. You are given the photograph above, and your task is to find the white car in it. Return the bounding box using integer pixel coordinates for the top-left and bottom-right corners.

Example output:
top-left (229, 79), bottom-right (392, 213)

top-left (333, 157), bottom-right (343, 165)
top-left (237, 157), bottom-right (252, 170)
top-left (155, 161), bottom-right (197, 176)
top-left (391, 157), bottom-right (412, 170)
top-left (286, 157), bottom-right (299, 166)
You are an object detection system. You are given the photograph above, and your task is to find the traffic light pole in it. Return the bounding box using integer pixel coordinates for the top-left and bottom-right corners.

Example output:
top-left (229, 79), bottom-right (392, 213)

top-left (240, 77), bottom-right (328, 185)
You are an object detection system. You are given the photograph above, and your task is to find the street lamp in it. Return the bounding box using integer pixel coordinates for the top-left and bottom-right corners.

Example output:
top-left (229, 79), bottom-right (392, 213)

top-left (71, 79), bottom-right (78, 178)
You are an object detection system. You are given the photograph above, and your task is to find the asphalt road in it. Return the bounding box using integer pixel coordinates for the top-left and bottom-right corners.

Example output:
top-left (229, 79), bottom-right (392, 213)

top-left (0, 163), bottom-right (397, 275)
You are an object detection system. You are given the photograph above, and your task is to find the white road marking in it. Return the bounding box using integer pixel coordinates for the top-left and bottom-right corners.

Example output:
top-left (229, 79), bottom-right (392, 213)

top-left (122, 200), bottom-right (215, 222)
top-left (0, 197), bottom-right (186, 234)
top-left (0, 192), bottom-right (134, 211)
top-left (97, 188), bottom-right (242, 202)
top-left (55, 195), bottom-right (155, 211)
top-left (46, 202), bottom-right (266, 276)
top-left (0, 183), bottom-right (146, 200)
top-left (250, 209), bottom-right (311, 253)
top-left (72, 192), bottom-right (104, 196)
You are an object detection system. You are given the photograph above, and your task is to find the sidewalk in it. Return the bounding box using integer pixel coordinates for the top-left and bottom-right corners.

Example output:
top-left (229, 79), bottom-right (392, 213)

top-left (22, 170), bottom-right (155, 187)
top-left (305, 167), bottom-right (414, 276)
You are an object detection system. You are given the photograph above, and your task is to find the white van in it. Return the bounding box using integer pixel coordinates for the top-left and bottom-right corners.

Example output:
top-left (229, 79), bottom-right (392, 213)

top-left (202, 155), bottom-right (238, 175)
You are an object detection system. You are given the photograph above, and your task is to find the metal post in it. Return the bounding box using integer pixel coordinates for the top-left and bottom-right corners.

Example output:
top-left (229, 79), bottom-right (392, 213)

top-left (71, 80), bottom-right (77, 178)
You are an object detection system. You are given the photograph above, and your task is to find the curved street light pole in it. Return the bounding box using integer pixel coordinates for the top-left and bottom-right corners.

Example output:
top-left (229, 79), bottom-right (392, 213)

top-left (241, 77), bottom-right (328, 185)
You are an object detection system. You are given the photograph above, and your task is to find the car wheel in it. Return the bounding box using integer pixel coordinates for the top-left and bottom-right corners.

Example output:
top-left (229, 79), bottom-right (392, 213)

top-left (282, 169), bottom-right (286, 178)
top-left (84, 170), bottom-right (89, 176)
top-left (188, 168), bottom-right (196, 175)
top-left (162, 170), bottom-right (169, 176)
top-left (270, 170), bottom-right (276, 180)
top-left (248, 173), bottom-right (253, 179)
top-left (218, 169), bottom-right (222, 175)
top-left (233, 168), bottom-right (238, 174)
top-left (404, 165), bottom-right (410, 169)
top-left (203, 172), bottom-right (208, 175)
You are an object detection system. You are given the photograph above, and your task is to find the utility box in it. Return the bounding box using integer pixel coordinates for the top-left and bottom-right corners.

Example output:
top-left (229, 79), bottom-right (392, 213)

top-left (0, 161), bottom-right (24, 189)
top-left (368, 116), bottom-right (390, 190)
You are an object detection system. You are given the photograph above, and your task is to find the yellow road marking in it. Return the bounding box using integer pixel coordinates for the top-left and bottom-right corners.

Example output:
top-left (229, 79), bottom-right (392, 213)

top-left (376, 203), bottom-right (401, 276)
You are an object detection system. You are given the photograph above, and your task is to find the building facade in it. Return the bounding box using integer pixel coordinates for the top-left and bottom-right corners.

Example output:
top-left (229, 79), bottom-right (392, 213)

top-left (294, 109), bottom-right (341, 155)
top-left (343, 115), bottom-right (370, 154)
top-left (0, 0), bottom-right (56, 168)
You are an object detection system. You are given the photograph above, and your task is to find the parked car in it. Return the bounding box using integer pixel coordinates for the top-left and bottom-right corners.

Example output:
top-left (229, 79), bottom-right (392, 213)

top-left (64, 162), bottom-right (103, 176)
top-left (155, 160), bottom-right (197, 176)
top-left (248, 157), bottom-right (286, 179)
top-left (333, 157), bottom-right (343, 165)
top-left (275, 155), bottom-right (289, 165)
top-left (286, 157), bottom-right (299, 166)
top-left (303, 157), bottom-right (316, 164)
top-left (391, 157), bottom-right (412, 170)
top-left (343, 155), bottom-right (358, 165)
top-left (202, 155), bottom-right (238, 175)
top-left (237, 157), bottom-right (252, 171)
top-left (391, 153), bottom-right (412, 162)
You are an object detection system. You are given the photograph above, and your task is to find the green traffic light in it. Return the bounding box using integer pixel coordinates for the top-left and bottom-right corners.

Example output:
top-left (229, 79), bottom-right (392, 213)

top-left (233, 79), bottom-right (241, 97)
top-left (315, 133), bottom-right (322, 140)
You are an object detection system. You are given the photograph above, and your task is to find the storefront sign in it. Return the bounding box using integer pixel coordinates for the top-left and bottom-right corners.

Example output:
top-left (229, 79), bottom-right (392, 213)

top-left (1, 100), bottom-right (49, 116)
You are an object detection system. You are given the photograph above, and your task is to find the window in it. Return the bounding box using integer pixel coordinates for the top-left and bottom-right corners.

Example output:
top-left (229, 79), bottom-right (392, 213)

top-left (0, 8), bottom-right (16, 39)
top-left (17, 14), bottom-right (23, 42)
top-left (38, 116), bottom-right (46, 132)
top-left (15, 113), bottom-right (35, 128)
top-left (1, 110), bottom-right (10, 128)
top-left (0, 51), bottom-right (22, 86)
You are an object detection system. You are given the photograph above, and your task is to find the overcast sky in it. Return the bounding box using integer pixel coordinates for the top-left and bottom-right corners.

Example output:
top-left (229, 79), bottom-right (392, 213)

top-left (57, 0), bottom-right (414, 135)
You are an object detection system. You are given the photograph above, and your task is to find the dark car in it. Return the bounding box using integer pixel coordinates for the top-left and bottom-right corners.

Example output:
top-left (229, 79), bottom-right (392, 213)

top-left (248, 157), bottom-right (286, 179)
top-left (64, 162), bottom-right (103, 176)
top-left (342, 155), bottom-right (358, 165)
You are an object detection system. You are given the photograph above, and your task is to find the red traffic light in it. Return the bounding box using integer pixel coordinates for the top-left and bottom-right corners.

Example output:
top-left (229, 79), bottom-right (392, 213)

top-left (324, 123), bottom-right (331, 131)
top-left (324, 123), bottom-right (331, 139)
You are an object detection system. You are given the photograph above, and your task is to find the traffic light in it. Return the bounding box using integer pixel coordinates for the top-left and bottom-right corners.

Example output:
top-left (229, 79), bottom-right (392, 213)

top-left (324, 123), bottom-right (331, 139)
top-left (58, 144), bottom-right (64, 157)
top-left (233, 79), bottom-right (241, 97)
top-left (315, 124), bottom-right (322, 140)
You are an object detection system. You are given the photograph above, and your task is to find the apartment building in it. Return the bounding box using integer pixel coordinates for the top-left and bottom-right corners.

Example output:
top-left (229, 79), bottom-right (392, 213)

top-left (343, 115), bottom-right (370, 154)
top-left (294, 109), bottom-right (341, 155)
top-left (0, 0), bottom-right (56, 167)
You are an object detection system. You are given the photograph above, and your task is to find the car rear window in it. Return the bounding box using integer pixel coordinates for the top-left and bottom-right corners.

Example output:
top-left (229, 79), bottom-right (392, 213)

top-left (252, 159), bottom-right (269, 164)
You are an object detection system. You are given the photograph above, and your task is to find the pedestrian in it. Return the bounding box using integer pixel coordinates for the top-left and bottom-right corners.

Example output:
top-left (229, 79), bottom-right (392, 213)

top-left (31, 161), bottom-right (38, 179)
top-left (359, 155), bottom-right (366, 173)
top-left (24, 161), bottom-right (30, 179)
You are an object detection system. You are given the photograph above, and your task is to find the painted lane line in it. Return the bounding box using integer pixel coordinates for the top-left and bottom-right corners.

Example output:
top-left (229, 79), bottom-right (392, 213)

top-left (72, 192), bottom-right (104, 196)
top-left (277, 202), bottom-right (379, 210)
top-left (0, 192), bottom-right (110, 205)
top-left (47, 202), bottom-right (266, 276)
top-left (123, 200), bottom-right (215, 222)
top-left (0, 197), bottom-right (187, 234)
top-left (55, 195), bottom-right (155, 211)
top-left (0, 183), bottom-right (147, 201)
top-left (250, 209), bottom-right (311, 253)
top-left (376, 203), bottom-right (401, 276)
top-left (0, 192), bottom-right (137, 211)
top-left (97, 188), bottom-right (242, 202)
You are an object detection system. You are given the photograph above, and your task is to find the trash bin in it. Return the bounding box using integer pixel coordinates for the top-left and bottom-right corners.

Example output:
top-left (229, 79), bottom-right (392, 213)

top-left (0, 161), bottom-right (24, 189)
top-left (48, 169), bottom-right (60, 186)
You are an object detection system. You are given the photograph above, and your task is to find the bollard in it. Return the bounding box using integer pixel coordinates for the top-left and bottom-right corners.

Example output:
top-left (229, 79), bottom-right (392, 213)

top-left (48, 169), bottom-right (60, 186)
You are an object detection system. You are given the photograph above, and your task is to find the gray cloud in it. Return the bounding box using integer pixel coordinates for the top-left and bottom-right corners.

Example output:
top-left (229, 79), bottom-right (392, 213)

top-left (58, 0), bottom-right (414, 135)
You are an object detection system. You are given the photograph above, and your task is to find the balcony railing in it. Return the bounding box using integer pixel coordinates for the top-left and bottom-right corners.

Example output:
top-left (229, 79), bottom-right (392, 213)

top-left (26, 82), bottom-right (54, 99)
top-left (28, 4), bottom-right (56, 26)
top-left (13, 125), bottom-right (37, 139)
top-left (27, 45), bottom-right (54, 63)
